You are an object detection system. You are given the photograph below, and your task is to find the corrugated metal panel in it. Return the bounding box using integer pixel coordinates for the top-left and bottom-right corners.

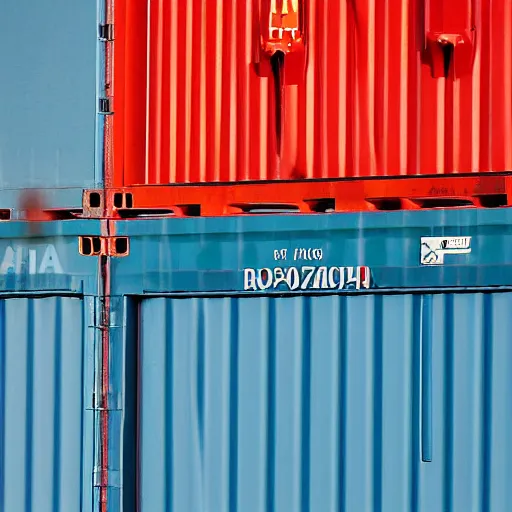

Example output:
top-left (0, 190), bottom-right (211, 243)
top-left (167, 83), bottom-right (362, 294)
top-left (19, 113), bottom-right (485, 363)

top-left (0, 0), bottom-right (97, 193)
top-left (115, 0), bottom-right (512, 185)
top-left (137, 292), bottom-right (512, 512)
top-left (0, 296), bottom-right (94, 512)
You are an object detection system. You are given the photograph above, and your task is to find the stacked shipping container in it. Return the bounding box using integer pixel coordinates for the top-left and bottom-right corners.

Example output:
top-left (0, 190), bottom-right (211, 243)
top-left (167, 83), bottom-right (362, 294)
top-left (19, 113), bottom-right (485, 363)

top-left (2, 1), bottom-right (512, 512)
top-left (99, 0), bottom-right (512, 217)
top-left (2, 211), bottom-right (512, 511)
top-left (110, 210), bottom-right (512, 512)
top-left (0, 0), bottom-right (98, 214)
top-left (114, 0), bottom-right (512, 184)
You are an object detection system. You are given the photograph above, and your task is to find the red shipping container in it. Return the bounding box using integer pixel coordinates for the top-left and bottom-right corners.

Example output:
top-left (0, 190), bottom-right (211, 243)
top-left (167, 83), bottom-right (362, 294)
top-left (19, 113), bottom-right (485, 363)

top-left (113, 0), bottom-right (512, 185)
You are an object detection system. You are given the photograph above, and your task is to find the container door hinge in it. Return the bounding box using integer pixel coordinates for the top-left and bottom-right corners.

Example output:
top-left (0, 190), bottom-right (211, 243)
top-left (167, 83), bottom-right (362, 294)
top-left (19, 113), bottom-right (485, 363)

top-left (93, 469), bottom-right (121, 490)
top-left (98, 23), bottom-right (114, 41)
top-left (78, 236), bottom-right (130, 257)
top-left (99, 97), bottom-right (113, 115)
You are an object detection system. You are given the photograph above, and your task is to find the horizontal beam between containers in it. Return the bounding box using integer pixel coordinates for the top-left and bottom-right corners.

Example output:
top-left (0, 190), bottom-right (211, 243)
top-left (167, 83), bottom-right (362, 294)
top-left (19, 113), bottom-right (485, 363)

top-left (83, 174), bottom-right (512, 218)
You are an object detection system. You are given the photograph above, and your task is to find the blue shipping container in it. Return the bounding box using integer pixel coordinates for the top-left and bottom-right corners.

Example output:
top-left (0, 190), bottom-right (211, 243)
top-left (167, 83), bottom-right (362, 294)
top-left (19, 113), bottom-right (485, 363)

top-left (108, 210), bottom-right (512, 511)
top-left (0, 0), bottom-right (99, 211)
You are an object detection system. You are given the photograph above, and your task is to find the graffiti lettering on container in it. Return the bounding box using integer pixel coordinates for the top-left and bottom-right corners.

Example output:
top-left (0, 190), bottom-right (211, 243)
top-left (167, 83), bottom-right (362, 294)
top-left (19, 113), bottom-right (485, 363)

top-left (0, 245), bottom-right (64, 274)
top-left (273, 248), bottom-right (323, 261)
top-left (244, 266), bottom-right (371, 291)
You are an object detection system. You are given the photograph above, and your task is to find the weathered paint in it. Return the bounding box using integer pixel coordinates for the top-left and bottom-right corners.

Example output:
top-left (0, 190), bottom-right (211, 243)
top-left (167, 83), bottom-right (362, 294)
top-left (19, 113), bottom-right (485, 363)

top-left (133, 291), bottom-right (512, 511)
top-left (0, 220), bottom-right (101, 294)
top-left (0, 0), bottom-right (97, 202)
top-left (0, 296), bottom-right (95, 512)
top-left (114, 0), bottom-right (512, 185)
top-left (111, 208), bottom-right (512, 294)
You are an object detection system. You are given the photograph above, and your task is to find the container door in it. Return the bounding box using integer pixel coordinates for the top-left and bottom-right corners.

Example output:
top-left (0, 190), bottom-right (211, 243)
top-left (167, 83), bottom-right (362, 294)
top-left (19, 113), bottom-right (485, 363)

top-left (0, 296), bottom-right (94, 512)
top-left (136, 292), bottom-right (512, 512)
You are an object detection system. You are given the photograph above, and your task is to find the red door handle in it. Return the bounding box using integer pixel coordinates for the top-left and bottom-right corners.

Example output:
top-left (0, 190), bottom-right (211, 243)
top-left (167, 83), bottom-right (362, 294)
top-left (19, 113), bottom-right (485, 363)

top-left (423, 0), bottom-right (476, 79)
top-left (254, 0), bottom-right (307, 85)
